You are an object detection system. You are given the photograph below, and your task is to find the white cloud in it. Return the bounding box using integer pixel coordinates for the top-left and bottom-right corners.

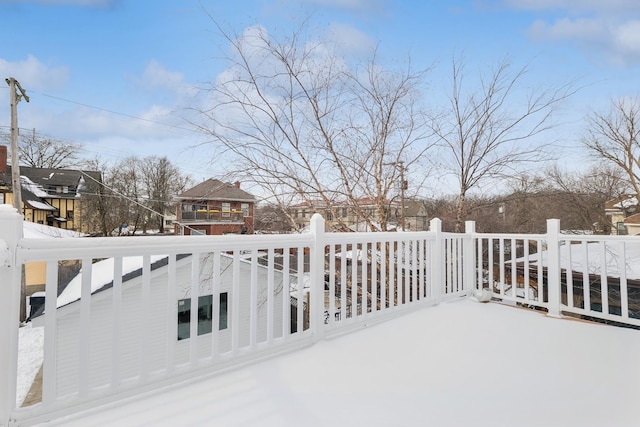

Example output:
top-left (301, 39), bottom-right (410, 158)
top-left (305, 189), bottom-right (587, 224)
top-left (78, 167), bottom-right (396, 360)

top-left (140, 60), bottom-right (185, 91)
top-left (2, 0), bottom-right (119, 7)
top-left (0, 55), bottom-right (69, 90)
top-left (504, 0), bottom-right (640, 65)
top-left (303, 0), bottom-right (387, 12)
top-left (528, 18), bottom-right (605, 42)
top-left (324, 22), bottom-right (376, 56)
top-left (612, 20), bottom-right (640, 57)
top-left (504, 0), bottom-right (640, 14)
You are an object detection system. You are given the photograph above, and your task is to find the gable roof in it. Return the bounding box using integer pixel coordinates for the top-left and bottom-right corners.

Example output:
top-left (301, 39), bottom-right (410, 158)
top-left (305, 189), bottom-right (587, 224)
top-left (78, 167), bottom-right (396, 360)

top-left (624, 212), bottom-right (640, 225)
top-left (176, 179), bottom-right (255, 202)
top-left (605, 194), bottom-right (638, 212)
top-left (1, 165), bottom-right (102, 199)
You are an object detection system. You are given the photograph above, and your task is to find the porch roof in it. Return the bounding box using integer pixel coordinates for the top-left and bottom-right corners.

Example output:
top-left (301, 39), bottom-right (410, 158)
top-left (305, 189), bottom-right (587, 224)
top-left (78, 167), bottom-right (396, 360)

top-left (39, 299), bottom-right (640, 427)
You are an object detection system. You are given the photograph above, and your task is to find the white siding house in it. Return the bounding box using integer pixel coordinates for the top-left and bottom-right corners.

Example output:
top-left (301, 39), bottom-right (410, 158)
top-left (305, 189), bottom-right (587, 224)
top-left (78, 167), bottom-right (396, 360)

top-left (33, 252), bottom-right (293, 397)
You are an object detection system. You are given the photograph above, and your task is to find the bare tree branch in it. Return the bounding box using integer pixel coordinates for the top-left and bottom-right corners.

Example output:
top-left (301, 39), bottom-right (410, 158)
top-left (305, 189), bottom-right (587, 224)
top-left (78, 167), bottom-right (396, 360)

top-left (432, 55), bottom-right (575, 231)
top-left (190, 18), bottom-right (434, 231)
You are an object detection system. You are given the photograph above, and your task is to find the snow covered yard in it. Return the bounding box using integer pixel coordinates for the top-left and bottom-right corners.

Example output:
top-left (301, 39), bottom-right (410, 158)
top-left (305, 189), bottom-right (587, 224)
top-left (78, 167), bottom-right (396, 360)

top-left (29, 299), bottom-right (640, 427)
top-left (17, 324), bottom-right (44, 407)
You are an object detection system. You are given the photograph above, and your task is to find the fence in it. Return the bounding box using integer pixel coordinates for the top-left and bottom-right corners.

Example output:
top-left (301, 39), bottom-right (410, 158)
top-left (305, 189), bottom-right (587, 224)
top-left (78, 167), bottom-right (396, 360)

top-left (1, 207), bottom-right (639, 426)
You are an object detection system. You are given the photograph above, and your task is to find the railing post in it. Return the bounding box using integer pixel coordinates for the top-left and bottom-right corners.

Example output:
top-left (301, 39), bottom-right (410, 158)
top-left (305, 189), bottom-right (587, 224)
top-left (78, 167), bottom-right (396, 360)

top-left (429, 218), bottom-right (443, 304)
top-left (309, 213), bottom-right (326, 341)
top-left (464, 221), bottom-right (477, 294)
top-left (0, 205), bottom-right (23, 427)
top-left (546, 219), bottom-right (562, 318)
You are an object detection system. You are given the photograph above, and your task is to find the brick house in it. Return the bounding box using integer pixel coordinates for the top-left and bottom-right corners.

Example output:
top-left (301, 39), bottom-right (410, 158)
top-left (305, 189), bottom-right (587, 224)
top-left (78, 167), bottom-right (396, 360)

top-left (175, 179), bottom-right (256, 235)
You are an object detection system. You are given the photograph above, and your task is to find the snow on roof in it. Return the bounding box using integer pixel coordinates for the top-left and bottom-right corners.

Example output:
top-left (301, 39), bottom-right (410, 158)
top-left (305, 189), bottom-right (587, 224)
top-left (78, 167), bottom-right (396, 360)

top-left (519, 241), bottom-right (640, 281)
top-left (27, 299), bottom-right (640, 427)
top-left (23, 221), bottom-right (83, 239)
top-left (56, 255), bottom-right (168, 307)
top-left (348, 221), bottom-right (397, 232)
top-left (615, 196), bottom-right (639, 209)
top-left (24, 199), bottom-right (56, 211)
top-left (19, 176), bottom-right (48, 198)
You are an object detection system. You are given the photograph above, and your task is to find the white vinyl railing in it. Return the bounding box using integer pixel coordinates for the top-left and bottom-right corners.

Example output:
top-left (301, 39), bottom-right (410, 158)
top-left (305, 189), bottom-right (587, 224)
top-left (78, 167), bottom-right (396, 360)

top-left (475, 220), bottom-right (640, 326)
top-left (1, 207), bottom-right (639, 427)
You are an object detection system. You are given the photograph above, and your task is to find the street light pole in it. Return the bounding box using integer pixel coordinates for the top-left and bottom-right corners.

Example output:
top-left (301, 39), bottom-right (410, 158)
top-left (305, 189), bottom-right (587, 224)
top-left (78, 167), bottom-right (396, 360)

top-left (6, 77), bottom-right (29, 214)
top-left (399, 160), bottom-right (406, 231)
top-left (384, 160), bottom-right (407, 230)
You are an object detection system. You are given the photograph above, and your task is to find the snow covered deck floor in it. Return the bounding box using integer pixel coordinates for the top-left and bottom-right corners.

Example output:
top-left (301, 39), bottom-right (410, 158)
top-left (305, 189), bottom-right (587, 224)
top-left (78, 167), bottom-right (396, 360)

top-left (38, 299), bottom-right (640, 427)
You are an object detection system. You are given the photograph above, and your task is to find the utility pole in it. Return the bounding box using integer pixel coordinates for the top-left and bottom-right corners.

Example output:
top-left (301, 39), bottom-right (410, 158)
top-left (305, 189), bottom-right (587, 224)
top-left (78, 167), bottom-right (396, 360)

top-left (398, 161), bottom-right (406, 231)
top-left (6, 77), bottom-right (29, 214)
top-left (6, 77), bottom-right (29, 323)
top-left (384, 160), bottom-right (407, 231)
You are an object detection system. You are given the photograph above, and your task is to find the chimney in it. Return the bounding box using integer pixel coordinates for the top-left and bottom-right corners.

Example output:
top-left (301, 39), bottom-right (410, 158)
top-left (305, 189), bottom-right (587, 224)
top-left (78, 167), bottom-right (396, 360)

top-left (0, 145), bottom-right (6, 174)
top-left (234, 181), bottom-right (240, 189)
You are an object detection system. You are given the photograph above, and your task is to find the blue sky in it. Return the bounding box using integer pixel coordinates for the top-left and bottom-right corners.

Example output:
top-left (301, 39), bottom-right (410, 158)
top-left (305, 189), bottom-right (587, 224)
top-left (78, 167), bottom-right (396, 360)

top-left (1, 0), bottom-right (640, 189)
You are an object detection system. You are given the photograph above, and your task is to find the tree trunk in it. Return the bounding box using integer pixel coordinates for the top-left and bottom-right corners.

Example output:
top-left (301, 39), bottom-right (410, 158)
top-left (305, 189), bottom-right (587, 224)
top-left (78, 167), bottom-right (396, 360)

top-left (455, 190), bottom-right (466, 233)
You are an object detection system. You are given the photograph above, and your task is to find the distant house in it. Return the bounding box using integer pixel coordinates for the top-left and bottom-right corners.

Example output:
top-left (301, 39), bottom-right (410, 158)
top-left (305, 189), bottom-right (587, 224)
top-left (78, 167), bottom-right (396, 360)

top-left (175, 179), bottom-right (256, 235)
top-left (403, 200), bottom-right (430, 231)
top-left (289, 198), bottom-right (401, 231)
top-left (0, 145), bottom-right (102, 233)
top-left (605, 195), bottom-right (640, 235)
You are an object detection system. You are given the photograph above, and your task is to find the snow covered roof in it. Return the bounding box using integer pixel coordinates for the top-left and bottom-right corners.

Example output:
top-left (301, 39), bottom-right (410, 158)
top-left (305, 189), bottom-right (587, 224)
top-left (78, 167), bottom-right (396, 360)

top-left (23, 221), bottom-right (83, 239)
top-left (518, 241), bottom-right (640, 281)
top-left (20, 176), bottom-right (49, 198)
top-left (348, 221), bottom-right (397, 232)
top-left (55, 255), bottom-right (171, 308)
top-left (23, 199), bottom-right (56, 211)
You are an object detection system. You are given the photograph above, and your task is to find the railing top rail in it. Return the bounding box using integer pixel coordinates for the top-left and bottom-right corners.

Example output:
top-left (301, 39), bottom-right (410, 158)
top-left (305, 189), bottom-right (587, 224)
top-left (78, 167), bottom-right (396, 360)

top-left (322, 230), bottom-right (435, 244)
top-left (473, 230), bottom-right (640, 242)
top-left (17, 233), bottom-right (315, 263)
top-left (473, 231), bottom-right (547, 240)
top-left (556, 234), bottom-right (640, 243)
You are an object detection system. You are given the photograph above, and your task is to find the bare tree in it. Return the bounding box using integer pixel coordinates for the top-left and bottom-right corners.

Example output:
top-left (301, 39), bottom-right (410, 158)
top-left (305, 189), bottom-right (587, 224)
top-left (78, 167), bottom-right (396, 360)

top-left (140, 156), bottom-right (190, 233)
top-left (193, 20), bottom-right (434, 231)
top-left (254, 203), bottom-right (294, 233)
top-left (76, 157), bottom-right (119, 236)
top-left (583, 97), bottom-right (640, 201)
top-left (17, 131), bottom-right (82, 169)
top-left (431, 56), bottom-right (575, 231)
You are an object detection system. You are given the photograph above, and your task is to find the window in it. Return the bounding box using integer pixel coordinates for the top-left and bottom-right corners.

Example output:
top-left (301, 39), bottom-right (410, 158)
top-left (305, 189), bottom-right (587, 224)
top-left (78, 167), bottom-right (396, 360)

top-left (219, 292), bottom-right (228, 330)
top-left (222, 202), bottom-right (231, 217)
top-left (190, 229), bottom-right (206, 236)
top-left (66, 210), bottom-right (74, 220)
top-left (198, 295), bottom-right (213, 336)
top-left (177, 292), bottom-right (228, 340)
top-left (241, 203), bottom-right (249, 217)
top-left (177, 299), bottom-right (191, 340)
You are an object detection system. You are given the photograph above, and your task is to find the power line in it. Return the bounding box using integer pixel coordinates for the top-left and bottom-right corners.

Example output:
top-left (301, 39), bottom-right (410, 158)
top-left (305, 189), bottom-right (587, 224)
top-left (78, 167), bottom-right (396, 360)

top-left (32, 90), bottom-right (202, 134)
top-left (78, 171), bottom-right (200, 234)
